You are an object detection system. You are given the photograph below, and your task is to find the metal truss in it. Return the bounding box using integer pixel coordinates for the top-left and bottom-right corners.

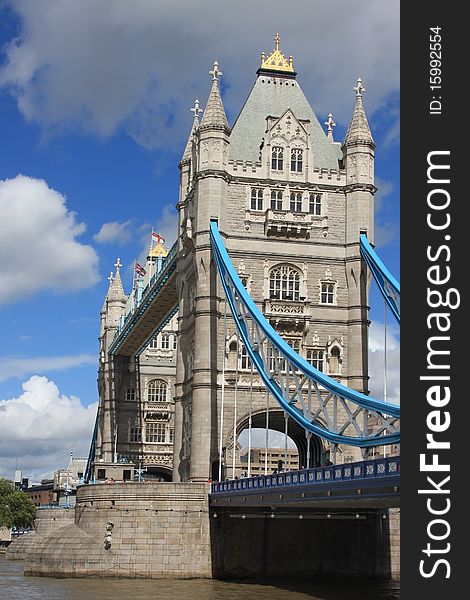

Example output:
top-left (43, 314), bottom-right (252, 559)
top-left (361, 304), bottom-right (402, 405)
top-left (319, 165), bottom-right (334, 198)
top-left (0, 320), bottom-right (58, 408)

top-left (360, 234), bottom-right (400, 323)
top-left (210, 221), bottom-right (400, 449)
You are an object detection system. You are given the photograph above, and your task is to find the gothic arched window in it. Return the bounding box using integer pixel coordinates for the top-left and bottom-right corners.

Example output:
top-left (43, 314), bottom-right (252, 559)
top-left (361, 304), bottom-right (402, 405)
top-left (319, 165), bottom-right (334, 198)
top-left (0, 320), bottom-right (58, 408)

top-left (161, 333), bottom-right (170, 350)
top-left (269, 265), bottom-right (301, 301)
top-left (271, 146), bottom-right (284, 170)
top-left (291, 148), bottom-right (303, 172)
top-left (125, 386), bottom-right (136, 401)
top-left (271, 189), bottom-right (283, 211)
top-left (147, 379), bottom-right (168, 402)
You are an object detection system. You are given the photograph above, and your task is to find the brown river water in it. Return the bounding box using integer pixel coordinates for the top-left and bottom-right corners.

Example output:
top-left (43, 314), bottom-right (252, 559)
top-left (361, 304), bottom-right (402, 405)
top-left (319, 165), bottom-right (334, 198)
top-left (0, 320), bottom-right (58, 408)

top-left (0, 556), bottom-right (400, 599)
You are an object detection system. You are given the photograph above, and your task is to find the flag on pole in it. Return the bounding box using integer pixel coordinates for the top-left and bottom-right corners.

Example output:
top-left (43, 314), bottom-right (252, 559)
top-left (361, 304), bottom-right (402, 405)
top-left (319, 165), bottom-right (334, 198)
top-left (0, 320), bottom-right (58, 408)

top-left (152, 231), bottom-right (165, 245)
top-left (134, 262), bottom-right (146, 276)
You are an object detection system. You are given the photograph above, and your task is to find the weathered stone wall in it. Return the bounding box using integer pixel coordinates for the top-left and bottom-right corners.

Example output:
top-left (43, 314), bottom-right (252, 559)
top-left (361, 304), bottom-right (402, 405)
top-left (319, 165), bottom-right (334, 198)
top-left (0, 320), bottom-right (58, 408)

top-left (210, 507), bottom-right (400, 581)
top-left (24, 482), bottom-right (211, 579)
top-left (5, 507), bottom-right (74, 561)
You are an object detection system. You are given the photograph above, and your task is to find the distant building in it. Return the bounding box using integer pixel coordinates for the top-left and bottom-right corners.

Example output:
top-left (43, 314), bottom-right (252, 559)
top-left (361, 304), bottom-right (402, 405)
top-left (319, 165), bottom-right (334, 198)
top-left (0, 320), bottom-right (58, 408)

top-left (54, 456), bottom-right (88, 506)
top-left (25, 479), bottom-right (55, 507)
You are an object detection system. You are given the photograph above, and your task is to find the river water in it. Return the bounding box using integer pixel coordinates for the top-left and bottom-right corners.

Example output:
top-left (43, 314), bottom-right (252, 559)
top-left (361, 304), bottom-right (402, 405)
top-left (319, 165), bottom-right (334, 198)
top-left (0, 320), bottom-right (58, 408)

top-left (0, 556), bottom-right (400, 599)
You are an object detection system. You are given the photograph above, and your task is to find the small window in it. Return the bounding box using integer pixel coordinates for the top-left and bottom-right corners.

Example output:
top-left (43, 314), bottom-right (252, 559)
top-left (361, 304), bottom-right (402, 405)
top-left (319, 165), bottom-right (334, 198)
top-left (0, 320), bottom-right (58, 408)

top-left (172, 336), bottom-right (177, 350)
top-left (321, 282), bottom-right (335, 304)
top-left (291, 148), bottom-right (303, 172)
top-left (130, 427), bottom-right (142, 442)
top-left (240, 344), bottom-right (251, 370)
top-left (290, 191), bottom-right (302, 213)
top-left (306, 349), bottom-right (324, 371)
top-left (161, 333), bottom-right (170, 350)
top-left (126, 386), bottom-right (135, 401)
top-left (271, 189), bottom-right (283, 211)
top-left (123, 470), bottom-right (131, 481)
top-left (148, 337), bottom-right (158, 350)
top-left (169, 429), bottom-right (174, 444)
top-left (309, 193), bottom-right (322, 216)
top-left (269, 346), bottom-right (285, 372)
top-left (271, 146), bottom-right (284, 170)
top-left (97, 469), bottom-right (106, 480)
top-left (251, 188), bottom-right (263, 211)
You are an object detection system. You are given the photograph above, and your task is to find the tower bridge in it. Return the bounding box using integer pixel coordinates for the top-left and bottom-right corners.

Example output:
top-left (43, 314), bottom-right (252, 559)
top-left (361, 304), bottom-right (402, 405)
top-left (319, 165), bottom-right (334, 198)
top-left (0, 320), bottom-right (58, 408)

top-left (25, 35), bottom-right (401, 581)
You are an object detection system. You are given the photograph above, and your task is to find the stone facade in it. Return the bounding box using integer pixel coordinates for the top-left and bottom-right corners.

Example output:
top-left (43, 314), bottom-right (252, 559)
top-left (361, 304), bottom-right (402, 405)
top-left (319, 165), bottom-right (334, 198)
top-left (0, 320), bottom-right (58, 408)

top-left (174, 40), bottom-right (375, 482)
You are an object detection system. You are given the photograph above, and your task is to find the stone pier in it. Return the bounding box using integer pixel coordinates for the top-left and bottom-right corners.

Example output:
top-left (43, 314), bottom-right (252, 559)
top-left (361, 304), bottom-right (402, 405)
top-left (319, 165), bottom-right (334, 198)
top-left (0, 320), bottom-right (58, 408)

top-left (24, 482), bottom-right (211, 579)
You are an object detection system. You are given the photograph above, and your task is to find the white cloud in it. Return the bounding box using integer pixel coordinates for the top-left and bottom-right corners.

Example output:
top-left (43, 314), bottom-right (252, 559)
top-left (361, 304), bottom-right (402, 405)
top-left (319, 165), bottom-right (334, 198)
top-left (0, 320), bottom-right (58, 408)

top-left (0, 376), bottom-right (97, 481)
top-left (93, 220), bottom-right (133, 245)
top-left (0, 354), bottom-right (96, 383)
top-left (368, 320), bottom-right (400, 405)
top-left (0, 175), bottom-right (99, 304)
top-left (0, 0), bottom-right (399, 151)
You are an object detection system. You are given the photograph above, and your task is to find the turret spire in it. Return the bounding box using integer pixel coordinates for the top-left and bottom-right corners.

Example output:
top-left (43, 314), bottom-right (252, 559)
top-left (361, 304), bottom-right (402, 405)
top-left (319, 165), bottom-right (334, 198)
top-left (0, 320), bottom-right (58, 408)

top-left (106, 257), bottom-right (126, 302)
top-left (200, 60), bottom-right (229, 129)
top-left (343, 77), bottom-right (375, 148)
top-left (181, 98), bottom-right (203, 162)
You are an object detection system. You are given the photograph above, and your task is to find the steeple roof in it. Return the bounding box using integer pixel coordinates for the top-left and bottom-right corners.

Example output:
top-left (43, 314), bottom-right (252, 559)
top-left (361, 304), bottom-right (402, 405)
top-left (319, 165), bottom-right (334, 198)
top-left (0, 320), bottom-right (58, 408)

top-left (229, 70), bottom-right (342, 168)
top-left (106, 258), bottom-right (126, 303)
top-left (200, 61), bottom-right (229, 129)
top-left (181, 98), bottom-right (202, 162)
top-left (343, 78), bottom-right (375, 148)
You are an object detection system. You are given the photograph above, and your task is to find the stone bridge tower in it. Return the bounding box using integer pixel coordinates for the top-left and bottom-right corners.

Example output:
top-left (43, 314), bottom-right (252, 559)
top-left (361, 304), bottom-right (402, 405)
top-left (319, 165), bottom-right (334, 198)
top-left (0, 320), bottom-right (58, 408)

top-left (174, 35), bottom-right (375, 482)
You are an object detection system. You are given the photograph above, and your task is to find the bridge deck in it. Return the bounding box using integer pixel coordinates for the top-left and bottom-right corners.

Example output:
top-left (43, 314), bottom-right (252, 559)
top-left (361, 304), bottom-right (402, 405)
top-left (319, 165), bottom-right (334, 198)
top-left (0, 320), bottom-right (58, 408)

top-left (210, 457), bottom-right (399, 510)
top-left (109, 249), bottom-right (178, 357)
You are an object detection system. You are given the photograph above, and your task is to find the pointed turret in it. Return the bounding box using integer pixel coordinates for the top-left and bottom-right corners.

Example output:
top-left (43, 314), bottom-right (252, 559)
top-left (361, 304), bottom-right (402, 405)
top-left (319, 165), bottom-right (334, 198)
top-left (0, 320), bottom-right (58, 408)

top-left (181, 98), bottom-right (202, 163)
top-left (343, 78), bottom-right (375, 148)
top-left (200, 61), bottom-right (230, 130)
top-left (106, 258), bottom-right (126, 302)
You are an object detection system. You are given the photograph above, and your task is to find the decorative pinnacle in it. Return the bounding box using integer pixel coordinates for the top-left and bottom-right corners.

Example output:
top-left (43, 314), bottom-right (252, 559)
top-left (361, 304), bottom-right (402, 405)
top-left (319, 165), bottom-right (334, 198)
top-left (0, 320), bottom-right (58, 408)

top-left (325, 113), bottom-right (336, 133)
top-left (275, 32), bottom-right (280, 51)
top-left (190, 98), bottom-right (202, 120)
top-left (353, 77), bottom-right (366, 98)
top-left (209, 60), bottom-right (222, 82)
top-left (108, 271), bottom-right (114, 284)
top-left (114, 258), bottom-right (122, 273)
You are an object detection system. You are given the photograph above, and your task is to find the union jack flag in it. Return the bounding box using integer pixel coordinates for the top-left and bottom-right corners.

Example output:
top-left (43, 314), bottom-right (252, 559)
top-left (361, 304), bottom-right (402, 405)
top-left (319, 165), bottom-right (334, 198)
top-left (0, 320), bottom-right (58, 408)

top-left (134, 262), bottom-right (146, 276)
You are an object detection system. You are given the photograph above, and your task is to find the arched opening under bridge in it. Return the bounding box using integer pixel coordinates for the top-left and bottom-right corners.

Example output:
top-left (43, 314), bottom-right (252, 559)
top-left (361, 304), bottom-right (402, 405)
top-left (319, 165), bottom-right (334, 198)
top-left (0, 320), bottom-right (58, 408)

top-left (235, 409), bottom-right (327, 474)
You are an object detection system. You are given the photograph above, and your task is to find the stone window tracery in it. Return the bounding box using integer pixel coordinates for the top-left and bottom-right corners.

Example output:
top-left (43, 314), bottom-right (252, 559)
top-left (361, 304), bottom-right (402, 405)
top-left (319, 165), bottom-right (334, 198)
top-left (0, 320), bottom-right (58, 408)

top-left (147, 379), bottom-right (168, 402)
top-left (290, 191), bottom-right (302, 213)
top-left (309, 193), bottom-right (322, 215)
top-left (320, 282), bottom-right (335, 304)
top-left (291, 148), bottom-right (303, 172)
top-left (306, 349), bottom-right (324, 371)
top-left (125, 386), bottom-right (136, 401)
top-left (269, 265), bottom-right (301, 301)
top-left (271, 146), bottom-right (284, 170)
top-left (271, 189), bottom-right (283, 211)
top-left (146, 422), bottom-right (166, 443)
top-left (251, 188), bottom-right (263, 211)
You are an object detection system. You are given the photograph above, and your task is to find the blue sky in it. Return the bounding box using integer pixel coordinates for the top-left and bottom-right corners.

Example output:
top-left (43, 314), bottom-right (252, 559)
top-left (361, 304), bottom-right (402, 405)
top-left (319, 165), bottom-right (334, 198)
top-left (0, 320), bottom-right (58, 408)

top-left (0, 1), bottom-right (399, 479)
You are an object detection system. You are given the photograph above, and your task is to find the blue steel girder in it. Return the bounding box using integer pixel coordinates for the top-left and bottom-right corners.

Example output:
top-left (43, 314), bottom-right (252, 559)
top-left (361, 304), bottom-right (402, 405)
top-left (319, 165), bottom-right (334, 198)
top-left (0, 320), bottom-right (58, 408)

top-left (360, 234), bottom-right (400, 323)
top-left (210, 221), bottom-right (400, 449)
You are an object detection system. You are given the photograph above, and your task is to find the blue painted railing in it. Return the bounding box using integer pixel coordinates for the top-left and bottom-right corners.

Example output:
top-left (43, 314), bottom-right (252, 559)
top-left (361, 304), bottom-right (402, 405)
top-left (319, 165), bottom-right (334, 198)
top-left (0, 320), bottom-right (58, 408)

top-left (211, 457), bottom-right (399, 494)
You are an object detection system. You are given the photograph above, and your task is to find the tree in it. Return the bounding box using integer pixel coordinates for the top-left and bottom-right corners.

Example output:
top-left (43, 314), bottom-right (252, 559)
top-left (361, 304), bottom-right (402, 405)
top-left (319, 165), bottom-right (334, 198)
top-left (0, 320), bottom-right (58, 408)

top-left (0, 478), bottom-right (36, 529)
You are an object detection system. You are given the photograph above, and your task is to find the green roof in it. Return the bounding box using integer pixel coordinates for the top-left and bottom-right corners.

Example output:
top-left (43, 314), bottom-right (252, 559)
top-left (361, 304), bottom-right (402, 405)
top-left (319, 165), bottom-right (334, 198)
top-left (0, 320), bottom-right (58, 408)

top-left (229, 75), bottom-right (341, 170)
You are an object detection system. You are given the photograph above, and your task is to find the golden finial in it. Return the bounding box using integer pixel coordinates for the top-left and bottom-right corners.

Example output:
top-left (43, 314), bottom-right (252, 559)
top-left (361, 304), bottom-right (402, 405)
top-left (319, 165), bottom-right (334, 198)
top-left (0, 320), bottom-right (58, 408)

top-left (260, 33), bottom-right (294, 74)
